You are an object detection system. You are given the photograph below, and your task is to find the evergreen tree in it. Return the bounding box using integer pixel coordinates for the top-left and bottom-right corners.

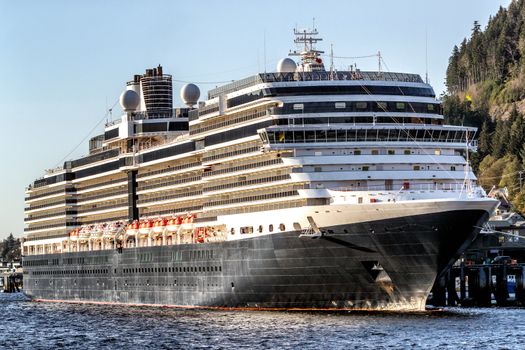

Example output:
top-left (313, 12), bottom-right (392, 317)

top-left (499, 155), bottom-right (521, 196)
top-left (1, 233), bottom-right (20, 261)
top-left (446, 46), bottom-right (460, 93)
top-left (477, 120), bottom-right (493, 156)
top-left (491, 118), bottom-right (510, 158)
top-left (509, 108), bottom-right (525, 156)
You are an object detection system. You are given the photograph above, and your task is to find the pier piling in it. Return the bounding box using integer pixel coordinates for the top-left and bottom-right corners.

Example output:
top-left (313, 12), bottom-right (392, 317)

top-left (429, 263), bottom-right (525, 307)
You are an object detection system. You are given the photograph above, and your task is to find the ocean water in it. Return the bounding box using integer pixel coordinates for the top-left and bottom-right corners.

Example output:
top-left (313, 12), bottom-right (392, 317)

top-left (1, 293), bottom-right (524, 349)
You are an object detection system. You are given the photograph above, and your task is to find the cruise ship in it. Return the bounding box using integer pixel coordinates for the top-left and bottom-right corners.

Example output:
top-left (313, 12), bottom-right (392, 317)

top-left (22, 29), bottom-right (498, 311)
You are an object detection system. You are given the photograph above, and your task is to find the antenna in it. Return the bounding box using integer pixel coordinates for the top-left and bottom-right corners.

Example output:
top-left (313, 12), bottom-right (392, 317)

top-left (105, 97), bottom-right (109, 123)
top-left (263, 30), bottom-right (267, 73)
top-left (289, 23), bottom-right (324, 72)
top-left (425, 29), bottom-right (429, 84)
top-left (330, 44), bottom-right (334, 79)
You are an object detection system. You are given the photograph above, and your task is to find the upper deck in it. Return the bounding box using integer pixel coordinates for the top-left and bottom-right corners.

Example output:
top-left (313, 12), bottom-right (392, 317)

top-left (208, 71), bottom-right (425, 99)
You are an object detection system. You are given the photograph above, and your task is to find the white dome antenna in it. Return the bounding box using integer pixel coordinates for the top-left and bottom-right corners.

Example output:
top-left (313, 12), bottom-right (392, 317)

top-left (180, 83), bottom-right (200, 108)
top-left (119, 90), bottom-right (140, 112)
top-left (276, 58), bottom-right (297, 73)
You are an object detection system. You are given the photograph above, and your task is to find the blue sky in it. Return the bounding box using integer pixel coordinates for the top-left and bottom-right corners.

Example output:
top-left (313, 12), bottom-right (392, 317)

top-left (0, 0), bottom-right (510, 239)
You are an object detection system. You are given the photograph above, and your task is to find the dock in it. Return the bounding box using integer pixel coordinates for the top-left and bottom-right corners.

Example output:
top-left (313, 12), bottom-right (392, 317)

top-left (429, 262), bottom-right (525, 307)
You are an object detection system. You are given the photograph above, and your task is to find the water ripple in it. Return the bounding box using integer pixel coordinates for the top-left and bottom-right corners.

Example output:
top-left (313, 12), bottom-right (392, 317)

top-left (0, 293), bottom-right (524, 349)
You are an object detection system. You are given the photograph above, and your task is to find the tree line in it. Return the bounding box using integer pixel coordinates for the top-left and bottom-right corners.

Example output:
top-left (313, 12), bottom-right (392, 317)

top-left (446, 1), bottom-right (525, 95)
top-left (443, 0), bottom-right (525, 213)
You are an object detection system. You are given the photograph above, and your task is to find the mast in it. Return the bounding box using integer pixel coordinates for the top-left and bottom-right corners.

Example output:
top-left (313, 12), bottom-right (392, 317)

top-left (330, 44), bottom-right (336, 80)
top-left (289, 25), bottom-right (325, 72)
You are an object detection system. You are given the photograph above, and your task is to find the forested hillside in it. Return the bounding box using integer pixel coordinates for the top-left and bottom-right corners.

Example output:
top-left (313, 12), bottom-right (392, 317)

top-left (443, 0), bottom-right (525, 212)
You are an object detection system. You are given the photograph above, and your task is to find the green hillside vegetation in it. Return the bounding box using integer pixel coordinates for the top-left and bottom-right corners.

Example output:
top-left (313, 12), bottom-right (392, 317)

top-left (443, 0), bottom-right (525, 213)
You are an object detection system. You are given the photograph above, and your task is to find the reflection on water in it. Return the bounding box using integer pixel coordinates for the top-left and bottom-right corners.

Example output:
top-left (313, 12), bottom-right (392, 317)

top-left (1, 293), bottom-right (524, 349)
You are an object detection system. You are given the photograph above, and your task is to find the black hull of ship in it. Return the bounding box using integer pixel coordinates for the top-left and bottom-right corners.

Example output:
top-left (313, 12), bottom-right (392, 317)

top-left (23, 209), bottom-right (488, 310)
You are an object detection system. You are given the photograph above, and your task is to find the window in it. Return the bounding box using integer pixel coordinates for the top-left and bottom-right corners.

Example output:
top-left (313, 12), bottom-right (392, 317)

top-left (451, 166), bottom-right (456, 171)
top-left (388, 150), bottom-right (395, 155)
top-left (354, 150), bottom-right (361, 155)
top-left (240, 226), bottom-right (253, 234)
top-left (293, 103), bottom-right (304, 110)
top-left (337, 130), bottom-right (346, 141)
top-left (362, 166), bottom-right (370, 171)
top-left (377, 102), bottom-right (387, 110)
top-left (269, 224), bottom-right (274, 232)
top-left (404, 150), bottom-right (411, 155)
top-left (305, 131), bottom-right (316, 143)
top-left (371, 150), bottom-right (379, 155)
top-left (413, 165), bottom-right (420, 171)
top-left (435, 149), bottom-right (441, 155)
top-left (335, 102), bottom-right (346, 109)
top-left (314, 167), bottom-right (322, 172)
top-left (356, 102), bottom-right (368, 109)
top-left (258, 225), bottom-right (263, 233)
top-left (427, 104), bottom-right (435, 111)
top-left (230, 228), bottom-right (235, 235)
top-left (396, 102), bottom-right (405, 110)
top-left (279, 223), bottom-right (286, 231)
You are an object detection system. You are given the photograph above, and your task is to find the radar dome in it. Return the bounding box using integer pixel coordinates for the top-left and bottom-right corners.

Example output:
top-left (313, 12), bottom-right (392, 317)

top-left (119, 89), bottom-right (140, 112)
top-left (276, 58), bottom-right (297, 73)
top-left (180, 83), bottom-right (200, 107)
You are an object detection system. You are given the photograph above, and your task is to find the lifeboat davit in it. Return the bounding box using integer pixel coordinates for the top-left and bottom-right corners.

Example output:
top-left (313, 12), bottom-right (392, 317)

top-left (153, 218), bottom-right (167, 234)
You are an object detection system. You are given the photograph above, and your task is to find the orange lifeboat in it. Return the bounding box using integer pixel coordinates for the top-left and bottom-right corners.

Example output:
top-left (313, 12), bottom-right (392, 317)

top-left (153, 217), bottom-right (166, 234)
top-left (126, 220), bottom-right (138, 236)
top-left (167, 216), bottom-right (179, 232)
top-left (69, 229), bottom-right (79, 241)
top-left (139, 219), bottom-right (152, 235)
top-left (182, 213), bottom-right (195, 228)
